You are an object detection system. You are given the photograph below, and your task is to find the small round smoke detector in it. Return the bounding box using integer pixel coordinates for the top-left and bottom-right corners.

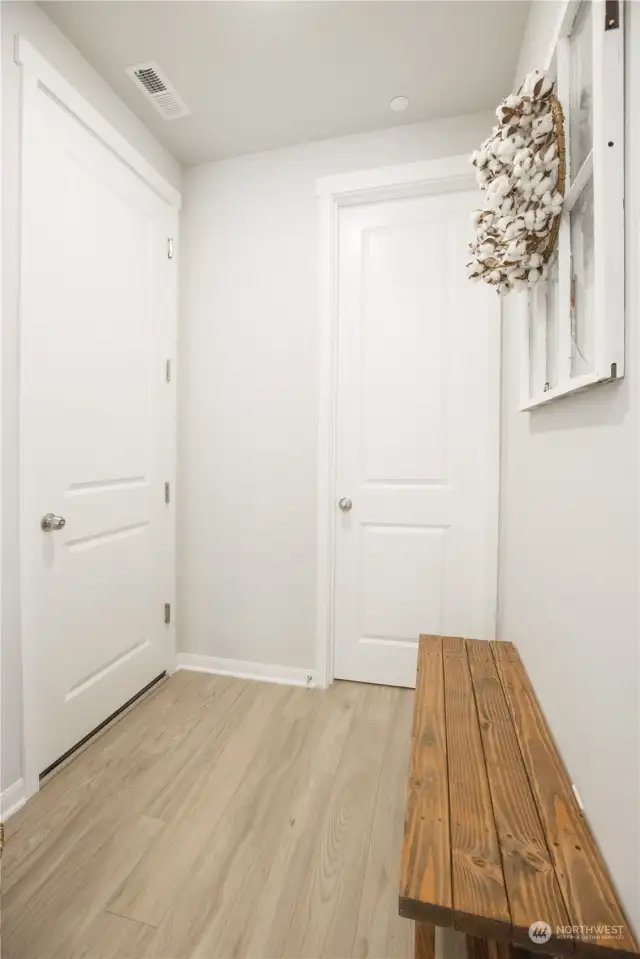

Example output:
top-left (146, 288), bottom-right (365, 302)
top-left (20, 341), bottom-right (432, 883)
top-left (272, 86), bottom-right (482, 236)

top-left (390, 96), bottom-right (410, 113)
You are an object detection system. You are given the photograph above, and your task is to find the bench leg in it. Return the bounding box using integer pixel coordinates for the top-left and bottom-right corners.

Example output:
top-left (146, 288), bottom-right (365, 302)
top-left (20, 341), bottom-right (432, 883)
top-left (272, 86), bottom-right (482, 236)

top-left (415, 923), bottom-right (436, 959)
top-left (466, 936), bottom-right (528, 959)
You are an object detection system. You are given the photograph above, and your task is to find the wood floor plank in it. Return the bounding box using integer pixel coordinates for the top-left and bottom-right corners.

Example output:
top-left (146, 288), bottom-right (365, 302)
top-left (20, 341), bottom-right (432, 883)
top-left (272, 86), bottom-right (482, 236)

top-left (2, 671), bottom-right (225, 893)
top-left (442, 637), bottom-right (510, 940)
top-left (353, 688), bottom-right (414, 959)
top-left (3, 814), bottom-right (164, 959)
top-left (212, 681), bottom-right (362, 959)
top-left (282, 685), bottom-right (398, 959)
top-left (106, 682), bottom-right (292, 928)
top-left (467, 639), bottom-right (571, 954)
top-left (399, 636), bottom-right (452, 928)
top-left (491, 642), bottom-right (639, 959)
top-left (2, 673), bottom-right (414, 959)
top-left (70, 912), bottom-right (154, 959)
top-left (142, 685), bottom-right (326, 958)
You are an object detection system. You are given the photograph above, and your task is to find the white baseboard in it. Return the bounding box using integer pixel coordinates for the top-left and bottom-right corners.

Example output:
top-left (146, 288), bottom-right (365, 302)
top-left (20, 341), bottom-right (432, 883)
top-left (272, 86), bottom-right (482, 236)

top-left (176, 654), bottom-right (315, 688)
top-left (1, 778), bottom-right (26, 821)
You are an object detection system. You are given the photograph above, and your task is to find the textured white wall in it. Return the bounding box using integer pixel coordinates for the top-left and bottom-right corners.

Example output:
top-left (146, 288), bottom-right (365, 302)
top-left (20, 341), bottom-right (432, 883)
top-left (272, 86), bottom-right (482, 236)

top-left (499, 1), bottom-right (640, 934)
top-left (1, 0), bottom-right (180, 792)
top-left (177, 112), bottom-right (494, 673)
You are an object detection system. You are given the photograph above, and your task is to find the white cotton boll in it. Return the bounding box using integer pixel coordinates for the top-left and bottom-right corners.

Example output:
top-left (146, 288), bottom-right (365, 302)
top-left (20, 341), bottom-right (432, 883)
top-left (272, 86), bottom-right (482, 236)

top-left (528, 268), bottom-right (541, 285)
top-left (528, 253), bottom-right (543, 268)
top-left (497, 216), bottom-right (513, 231)
top-left (543, 144), bottom-right (557, 163)
top-left (501, 197), bottom-right (515, 214)
top-left (492, 175), bottom-right (511, 197)
top-left (541, 191), bottom-right (553, 208)
top-left (534, 114), bottom-right (553, 135)
top-left (534, 177), bottom-right (549, 197)
top-left (471, 209), bottom-right (484, 226)
top-left (505, 94), bottom-right (520, 109)
top-left (478, 243), bottom-right (496, 258)
top-left (489, 270), bottom-right (502, 284)
top-left (505, 223), bottom-right (519, 241)
top-left (507, 240), bottom-right (526, 259)
top-left (524, 210), bottom-right (536, 230)
top-left (513, 164), bottom-right (524, 180)
top-left (497, 139), bottom-right (516, 158)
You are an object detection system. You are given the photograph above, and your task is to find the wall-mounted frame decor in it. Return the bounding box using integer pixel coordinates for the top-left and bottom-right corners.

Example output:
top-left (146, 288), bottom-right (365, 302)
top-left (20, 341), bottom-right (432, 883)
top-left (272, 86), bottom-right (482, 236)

top-left (518, 0), bottom-right (624, 409)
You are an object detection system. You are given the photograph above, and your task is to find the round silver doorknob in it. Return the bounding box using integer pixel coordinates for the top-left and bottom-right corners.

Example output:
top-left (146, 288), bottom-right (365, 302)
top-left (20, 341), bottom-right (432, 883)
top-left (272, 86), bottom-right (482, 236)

top-left (338, 497), bottom-right (353, 512)
top-left (41, 513), bottom-right (66, 532)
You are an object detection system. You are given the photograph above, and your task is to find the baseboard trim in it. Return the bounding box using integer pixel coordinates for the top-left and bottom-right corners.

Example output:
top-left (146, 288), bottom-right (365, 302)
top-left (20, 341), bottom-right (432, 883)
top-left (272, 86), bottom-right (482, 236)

top-left (176, 654), bottom-right (315, 688)
top-left (1, 778), bottom-right (26, 820)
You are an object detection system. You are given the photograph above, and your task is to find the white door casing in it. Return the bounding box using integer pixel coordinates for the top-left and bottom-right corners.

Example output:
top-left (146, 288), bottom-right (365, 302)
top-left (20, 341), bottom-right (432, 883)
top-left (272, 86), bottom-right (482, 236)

top-left (316, 159), bottom-right (500, 689)
top-left (17, 39), bottom-right (179, 794)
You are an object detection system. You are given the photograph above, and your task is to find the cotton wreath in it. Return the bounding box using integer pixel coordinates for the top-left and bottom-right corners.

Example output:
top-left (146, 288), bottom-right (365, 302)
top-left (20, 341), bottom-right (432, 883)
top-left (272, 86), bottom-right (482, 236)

top-left (467, 70), bottom-right (565, 295)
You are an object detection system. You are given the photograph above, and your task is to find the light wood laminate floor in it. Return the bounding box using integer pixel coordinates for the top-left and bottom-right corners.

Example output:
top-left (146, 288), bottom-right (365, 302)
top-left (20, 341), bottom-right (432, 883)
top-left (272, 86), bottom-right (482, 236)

top-left (2, 672), bottom-right (414, 959)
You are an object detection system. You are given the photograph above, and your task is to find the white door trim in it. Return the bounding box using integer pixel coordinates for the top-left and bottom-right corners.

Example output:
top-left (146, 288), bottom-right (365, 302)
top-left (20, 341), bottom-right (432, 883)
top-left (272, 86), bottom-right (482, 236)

top-left (314, 156), bottom-right (501, 689)
top-left (14, 36), bottom-right (181, 210)
top-left (15, 37), bottom-right (180, 803)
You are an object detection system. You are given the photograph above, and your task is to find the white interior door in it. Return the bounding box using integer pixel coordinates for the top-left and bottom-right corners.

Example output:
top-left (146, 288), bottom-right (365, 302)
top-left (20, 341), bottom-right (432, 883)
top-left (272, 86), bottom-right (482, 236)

top-left (20, 81), bottom-right (176, 775)
top-left (333, 188), bottom-right (499, 687)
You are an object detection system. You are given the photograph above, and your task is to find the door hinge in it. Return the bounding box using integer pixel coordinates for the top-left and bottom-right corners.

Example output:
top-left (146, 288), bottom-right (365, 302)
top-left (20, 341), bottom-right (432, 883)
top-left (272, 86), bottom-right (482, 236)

top-left (164, 481), bottom-right (170, 504)
top-left (605, 0), bottom-right (619, 30)
top-left (164, 602), bottom-right (171, 625)
top-left (167, 237), bottom-right (174, 259)
top-left (165, 359), bottom-right (172, 383)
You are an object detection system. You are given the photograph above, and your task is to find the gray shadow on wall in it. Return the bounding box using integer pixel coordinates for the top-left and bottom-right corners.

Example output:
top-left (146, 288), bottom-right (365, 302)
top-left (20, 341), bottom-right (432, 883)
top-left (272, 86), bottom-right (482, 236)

top-left (527, 378), bottom-right (629, 433)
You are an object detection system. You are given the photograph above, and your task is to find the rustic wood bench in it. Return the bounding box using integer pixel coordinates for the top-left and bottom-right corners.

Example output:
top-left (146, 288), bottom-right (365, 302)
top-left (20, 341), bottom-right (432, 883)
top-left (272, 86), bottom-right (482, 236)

top-left (400, 635), bottom-right (639, 959)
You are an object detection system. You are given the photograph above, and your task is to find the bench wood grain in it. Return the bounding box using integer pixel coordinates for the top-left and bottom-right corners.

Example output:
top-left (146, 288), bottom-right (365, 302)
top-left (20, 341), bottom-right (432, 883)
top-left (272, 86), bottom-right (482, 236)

top-left (400, 636), bottom-right (639, 959)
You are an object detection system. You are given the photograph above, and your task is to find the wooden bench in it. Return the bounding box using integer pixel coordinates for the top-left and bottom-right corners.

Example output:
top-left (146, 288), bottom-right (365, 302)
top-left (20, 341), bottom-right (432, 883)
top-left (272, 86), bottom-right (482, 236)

top-left (400, 636), bottom-right (639, 959)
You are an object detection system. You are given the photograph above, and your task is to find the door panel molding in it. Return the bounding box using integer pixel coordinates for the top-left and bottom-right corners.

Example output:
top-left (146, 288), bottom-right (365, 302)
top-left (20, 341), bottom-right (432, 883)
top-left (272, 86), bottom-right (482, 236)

top-left (314, 157), bottom-right (501, 689)
top-left (15, 38), bottom-right (180, 802)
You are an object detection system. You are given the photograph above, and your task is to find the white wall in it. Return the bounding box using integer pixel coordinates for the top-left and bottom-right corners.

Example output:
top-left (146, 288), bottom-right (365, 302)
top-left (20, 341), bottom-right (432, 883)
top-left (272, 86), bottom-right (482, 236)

top-left (499, 1), bottom-right (639, 935)
top-left (178, 112), bottom-right (494, 673)
top-left (1, 0), bottom-right (181, 792)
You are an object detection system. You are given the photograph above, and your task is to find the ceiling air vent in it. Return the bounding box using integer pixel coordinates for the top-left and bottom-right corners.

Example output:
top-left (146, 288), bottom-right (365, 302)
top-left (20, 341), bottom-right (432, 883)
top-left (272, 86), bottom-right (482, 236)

top-left (126, 61), bottom-right (190, 121)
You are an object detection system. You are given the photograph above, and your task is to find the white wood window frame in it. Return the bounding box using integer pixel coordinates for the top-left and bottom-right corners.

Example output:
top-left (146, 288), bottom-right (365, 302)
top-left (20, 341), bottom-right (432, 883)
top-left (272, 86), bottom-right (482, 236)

top-left (519, 0), bottom-right (624, 410)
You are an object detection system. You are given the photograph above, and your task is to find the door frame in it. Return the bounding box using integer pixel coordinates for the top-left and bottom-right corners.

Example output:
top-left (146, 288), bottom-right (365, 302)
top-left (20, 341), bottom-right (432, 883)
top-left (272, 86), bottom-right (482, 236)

top-left (15, 37), bottom-right (181, 802)
top-left (314, 156), bottom-right (502, 689)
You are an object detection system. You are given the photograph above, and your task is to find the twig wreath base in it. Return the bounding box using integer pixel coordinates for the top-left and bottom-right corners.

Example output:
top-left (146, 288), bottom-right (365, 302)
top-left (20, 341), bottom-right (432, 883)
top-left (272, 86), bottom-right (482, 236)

top-left (467, 70), bottom-right (566, 295)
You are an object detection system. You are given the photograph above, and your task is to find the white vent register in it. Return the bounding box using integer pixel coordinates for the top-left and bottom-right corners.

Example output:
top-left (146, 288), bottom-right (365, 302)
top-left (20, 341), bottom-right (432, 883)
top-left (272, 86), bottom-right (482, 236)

top-left (126, 61), bottom-right (190, 120)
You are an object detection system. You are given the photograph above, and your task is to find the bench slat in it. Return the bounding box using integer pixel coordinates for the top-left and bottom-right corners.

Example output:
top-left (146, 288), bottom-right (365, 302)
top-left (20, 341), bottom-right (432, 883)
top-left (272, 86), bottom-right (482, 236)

top-left (466, 640), bottom-right (572, 954)
top-left (400, 635), bottom-right (453, 927)
top-left (491, 642), bottom-right (639, 959)
top-left (443, 636), bottom-right (511, 940)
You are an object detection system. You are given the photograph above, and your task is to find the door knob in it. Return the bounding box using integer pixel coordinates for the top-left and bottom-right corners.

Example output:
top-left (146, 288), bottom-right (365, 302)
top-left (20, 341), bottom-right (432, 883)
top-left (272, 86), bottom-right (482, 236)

top-left (41, 513), bottom-right (66, 532)
top-left (338, 497), bottom-right (353, 512)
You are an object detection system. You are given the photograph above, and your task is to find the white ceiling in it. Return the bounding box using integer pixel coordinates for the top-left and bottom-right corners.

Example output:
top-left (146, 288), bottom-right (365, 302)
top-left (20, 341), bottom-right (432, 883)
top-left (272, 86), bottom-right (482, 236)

top-left (40, 1), bottom-right (530, 166)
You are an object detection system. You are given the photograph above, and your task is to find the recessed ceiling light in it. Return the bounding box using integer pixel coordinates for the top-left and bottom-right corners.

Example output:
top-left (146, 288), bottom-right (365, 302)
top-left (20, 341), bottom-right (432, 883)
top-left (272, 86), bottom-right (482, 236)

top-left (390, 96), bottom-right (410, 113)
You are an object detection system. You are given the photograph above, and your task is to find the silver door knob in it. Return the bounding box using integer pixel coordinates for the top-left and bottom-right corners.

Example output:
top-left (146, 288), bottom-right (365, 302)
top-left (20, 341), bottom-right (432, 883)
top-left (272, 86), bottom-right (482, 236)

top-left (338, 497), bottom-right (353, 512)
top-left (41, 513), bottom-right (66, 532)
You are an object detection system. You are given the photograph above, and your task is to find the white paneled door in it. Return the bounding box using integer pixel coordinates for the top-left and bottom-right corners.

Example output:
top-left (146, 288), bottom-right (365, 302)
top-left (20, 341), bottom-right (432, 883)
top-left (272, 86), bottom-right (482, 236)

top-left (333, 188), bottom-right (499, 687)
top-left (20, 78), bottom-right (176, 775)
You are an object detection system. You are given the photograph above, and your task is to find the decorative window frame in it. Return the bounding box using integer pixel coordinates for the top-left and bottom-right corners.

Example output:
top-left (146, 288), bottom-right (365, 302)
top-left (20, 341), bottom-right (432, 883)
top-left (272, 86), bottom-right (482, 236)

top-left (519, 0), bottom-right (624, 410)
